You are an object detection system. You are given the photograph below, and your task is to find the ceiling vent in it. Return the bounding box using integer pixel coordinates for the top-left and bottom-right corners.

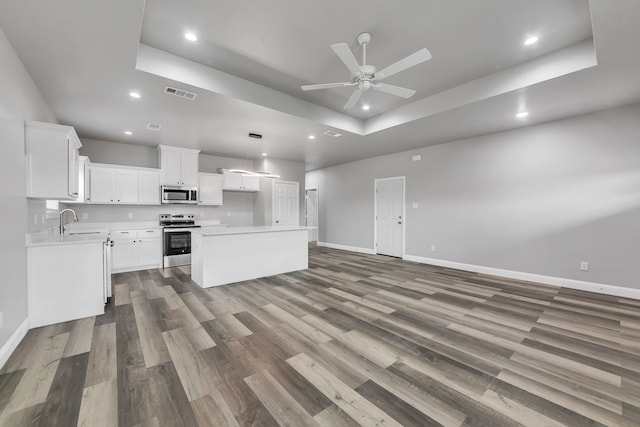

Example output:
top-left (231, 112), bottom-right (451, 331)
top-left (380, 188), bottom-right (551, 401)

top-left (323, 130), bottom-right (342, 138)
top-left (146, 123), bottom-right (162, 131)
top-left (164, 86), bottom-right (198, 100)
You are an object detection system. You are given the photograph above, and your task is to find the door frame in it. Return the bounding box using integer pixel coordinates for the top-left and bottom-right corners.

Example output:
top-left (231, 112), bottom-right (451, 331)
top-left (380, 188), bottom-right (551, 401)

top-left (272, 180), bottom-right (300, 226)
top-left (374, 176), bottom-right (406, 257)
top-left (305, 186), bottom-right (319, 242)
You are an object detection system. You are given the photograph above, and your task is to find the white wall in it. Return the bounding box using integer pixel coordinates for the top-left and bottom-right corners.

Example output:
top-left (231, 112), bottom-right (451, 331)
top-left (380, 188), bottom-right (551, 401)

top-left (0, 26), bottom-right (56, 354)
top-left (307, 103), bottom-right (640, 290)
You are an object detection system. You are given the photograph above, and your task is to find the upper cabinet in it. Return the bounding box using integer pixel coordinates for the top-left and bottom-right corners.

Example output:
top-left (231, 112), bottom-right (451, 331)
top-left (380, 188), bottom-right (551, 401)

top-left (87, 163), bottom-right (160, 205)
top-left (25, 121), bottom-right (82, 200)
top-left (221, 170), bottom-right (260, 192)
top-left (198, 173), bottom-right (223, 205)
top-left (158, 145), bottom-right (200, 187)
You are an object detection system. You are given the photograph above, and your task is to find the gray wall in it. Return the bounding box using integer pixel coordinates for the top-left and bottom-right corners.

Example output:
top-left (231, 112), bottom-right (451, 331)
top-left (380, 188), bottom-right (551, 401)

top-left (0, 26), bottom-right (56, 352)
top-left (306, 103), bottom-right (640, 290)
top-left (253, 157), bottom-right (306, 226)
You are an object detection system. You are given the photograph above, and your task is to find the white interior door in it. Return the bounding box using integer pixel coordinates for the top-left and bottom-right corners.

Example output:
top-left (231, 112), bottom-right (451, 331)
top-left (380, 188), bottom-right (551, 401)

top-left (273, 181), bottom-right (299, 226)
top-left (375, 177), bottom-right (404, 257)
top-left (305, 188), bottom-right (318, 242)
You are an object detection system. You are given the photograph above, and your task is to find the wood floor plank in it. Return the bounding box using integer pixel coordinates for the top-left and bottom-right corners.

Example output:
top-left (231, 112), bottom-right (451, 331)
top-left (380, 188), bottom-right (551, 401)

top-left (130, 290), bottom-right (171, 368)
top-left (244, 369), bottom-right (320, 426)
top-left (287, 353), bottom-right (404, 427)
top-left (38, 352), bottom-right (89, 427)
top-left (84, 322), bottom-right (117, 387)
top-left (62, 317), bottom-right (95, 357)
top-left (77, 379), bottom-right (118, 427)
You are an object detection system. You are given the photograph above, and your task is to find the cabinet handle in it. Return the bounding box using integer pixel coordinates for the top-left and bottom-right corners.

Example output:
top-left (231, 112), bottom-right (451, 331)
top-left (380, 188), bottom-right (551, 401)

top-left (146, 230), bottom-right (154, 233)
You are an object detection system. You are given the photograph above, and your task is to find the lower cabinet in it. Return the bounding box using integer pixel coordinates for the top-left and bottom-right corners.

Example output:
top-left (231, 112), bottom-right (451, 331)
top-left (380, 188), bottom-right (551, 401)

top-left (27, 242), bottom-right (105, 328)
top-left (111, 228), bottom-right (162, 273)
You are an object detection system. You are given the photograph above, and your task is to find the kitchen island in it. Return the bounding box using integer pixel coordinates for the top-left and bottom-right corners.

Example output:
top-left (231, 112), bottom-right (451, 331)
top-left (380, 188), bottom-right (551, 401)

top-left (190, 226), bottom-right (309, 288)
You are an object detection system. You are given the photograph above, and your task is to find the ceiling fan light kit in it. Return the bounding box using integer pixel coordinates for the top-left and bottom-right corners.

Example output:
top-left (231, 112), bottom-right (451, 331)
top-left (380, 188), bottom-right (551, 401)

top-left (301, 32), bottom-right (432, 109)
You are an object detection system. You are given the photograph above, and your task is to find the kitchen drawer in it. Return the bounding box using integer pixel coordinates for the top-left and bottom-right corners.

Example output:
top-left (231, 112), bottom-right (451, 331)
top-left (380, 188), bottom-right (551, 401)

top-left (138, 228), bottom-right (161, 238)
top-left (110, 229), bottom-right (139, 240)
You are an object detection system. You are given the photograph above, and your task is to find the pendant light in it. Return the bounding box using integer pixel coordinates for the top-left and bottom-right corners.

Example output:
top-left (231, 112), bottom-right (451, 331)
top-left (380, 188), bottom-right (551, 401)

top-left (229, 133), bottom-right (280, 178)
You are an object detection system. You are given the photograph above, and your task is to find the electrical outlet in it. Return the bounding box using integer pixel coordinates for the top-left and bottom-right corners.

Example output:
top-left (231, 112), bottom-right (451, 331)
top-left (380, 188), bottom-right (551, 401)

top-left (227, 212), bottom-right (231, 217)
top-left (199, 212), bottom-right (204, 218)
top-left (412, 203), bottom-right (418, 209)
top-left (82, 213), bottom-right (88, 220)
top-left (430, 245), bottom-right (436, 252)
top-left (580, 261), bottom-right (589, 271)
top-left (127, 212), bottom-right (134, 219)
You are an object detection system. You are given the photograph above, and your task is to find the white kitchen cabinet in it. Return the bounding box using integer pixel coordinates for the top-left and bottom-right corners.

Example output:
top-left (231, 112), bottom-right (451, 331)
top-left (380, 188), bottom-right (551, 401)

top-left (138, 171), bottom-right (161, 204)
top-left (66, 156), bottom-right (89, 204)
top-left (198, 173), bottom-right (223, 205)
top-left (116, 169), bottom-right (139, 203)
top-left (111, 228), bottom-right (162, 273)
top-left (221, 170), bottom-right (261, 192)
top-left (27, 241), bottom-right (105, 328)
top-left (88, 163), bottom-right (160, 205)
top-left (158, 145), bottom-right (200, 187)
top-left (25, 121), bottom-right (82, 200)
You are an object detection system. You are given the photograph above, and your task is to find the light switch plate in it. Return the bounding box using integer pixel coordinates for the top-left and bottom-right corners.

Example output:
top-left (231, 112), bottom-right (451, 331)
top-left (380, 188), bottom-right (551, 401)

top-left (82, 213), bottom-right (88, 220)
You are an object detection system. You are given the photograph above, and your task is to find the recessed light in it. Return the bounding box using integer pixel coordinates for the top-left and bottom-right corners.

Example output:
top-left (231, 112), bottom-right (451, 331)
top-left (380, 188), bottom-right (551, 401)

top-left (308, 135), bottom-right (316, 140)
top-left (524, 36), bottom-right (539, 46)
top-left (129, 91), bottom-right (141, 99)
top-left (261, 153), bottom-right (268, 156)
top-left (124, 130), bottom-right (132, 135)
top-left (185, 32), bottom-right (198, 42)
top-left (362, 104), bottom-right (370, 111)
top-left (516, 111), bottom-right (529, 118)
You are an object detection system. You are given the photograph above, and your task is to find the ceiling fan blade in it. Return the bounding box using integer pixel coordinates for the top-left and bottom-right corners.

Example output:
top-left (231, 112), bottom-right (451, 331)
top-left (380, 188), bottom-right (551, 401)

top-left (331, 43), bottom-right (362, 76)
top-left (372, 83), bottom-right (416, 98)
top-left (301, 82), bottom-right (356, 91)
top-left (344, 88), bottom-right (363, 110)
top-left (376, 48), bottom-right (432, 81)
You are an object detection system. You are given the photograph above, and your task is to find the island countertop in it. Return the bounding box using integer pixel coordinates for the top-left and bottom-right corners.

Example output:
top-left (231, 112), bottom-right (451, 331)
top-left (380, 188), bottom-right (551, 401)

top-left (191, 225), bottom-right (309, 236)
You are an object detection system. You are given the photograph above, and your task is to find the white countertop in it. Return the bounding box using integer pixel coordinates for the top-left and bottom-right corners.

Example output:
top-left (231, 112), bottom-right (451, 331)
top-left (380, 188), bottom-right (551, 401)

top-left (26, 231), bottom-right (109, 247)
top-left (192, 225), bottom-right (309, 236)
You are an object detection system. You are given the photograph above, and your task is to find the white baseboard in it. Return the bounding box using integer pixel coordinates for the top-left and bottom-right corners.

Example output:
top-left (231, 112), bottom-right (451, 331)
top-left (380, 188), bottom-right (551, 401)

top-left (317, 241), bottom-right (376, 255)
top-left (0, 317), bottom-right (29, 370)
top-left (403, 254), bottom-right (640, 300)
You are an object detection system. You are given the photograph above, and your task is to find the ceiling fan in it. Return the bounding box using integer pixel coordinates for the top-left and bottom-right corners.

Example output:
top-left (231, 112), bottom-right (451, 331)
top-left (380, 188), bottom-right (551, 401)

top-left (301, 32), bottom-right (432, 109)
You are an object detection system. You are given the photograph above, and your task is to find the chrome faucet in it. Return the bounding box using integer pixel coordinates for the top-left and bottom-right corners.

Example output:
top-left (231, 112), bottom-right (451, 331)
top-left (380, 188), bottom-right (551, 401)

top-left (59, 208), bottom-right (78, 239)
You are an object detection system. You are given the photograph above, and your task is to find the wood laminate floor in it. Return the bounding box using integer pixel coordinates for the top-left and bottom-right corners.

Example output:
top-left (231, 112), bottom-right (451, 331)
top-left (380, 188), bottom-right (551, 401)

top-left (1, 246), bottom-right (640, 426)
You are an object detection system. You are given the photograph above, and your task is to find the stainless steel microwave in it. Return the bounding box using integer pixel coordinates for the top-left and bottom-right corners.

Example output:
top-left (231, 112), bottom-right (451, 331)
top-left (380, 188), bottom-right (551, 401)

top-left (161, 185), bottom-right (198, 204)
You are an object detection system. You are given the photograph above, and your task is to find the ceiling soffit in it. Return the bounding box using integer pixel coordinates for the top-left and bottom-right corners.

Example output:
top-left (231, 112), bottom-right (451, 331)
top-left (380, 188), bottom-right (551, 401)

top-left (135, 39), bottom-right (597, 136)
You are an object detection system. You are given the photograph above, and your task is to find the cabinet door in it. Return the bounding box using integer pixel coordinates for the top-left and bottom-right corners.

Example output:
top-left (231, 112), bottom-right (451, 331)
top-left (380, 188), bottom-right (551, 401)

top-left (112, 239), bottom-right (138, 271)
top-left (222, 171), bottom-right (243, 190)
top-left (181, 152), bottom-right (199, 187)
top-left (67, 136), bottom-right (80, 197)
top-left (139, 172), bottom-right (160, 204)
top-left (199, 173), bottom-right (223, 205)
top-left (161, 149), bottom-right (182, 185)
top-left (25, 122), bottom-right (73, 199)
top-left (116, 170), bottom-right (139, 203)
top-left (89, 168), bottom-right (116, 203)
top-left (138, 238), bottom-right (162, 267)
top-left (242, 175), bottom-right (261, 191)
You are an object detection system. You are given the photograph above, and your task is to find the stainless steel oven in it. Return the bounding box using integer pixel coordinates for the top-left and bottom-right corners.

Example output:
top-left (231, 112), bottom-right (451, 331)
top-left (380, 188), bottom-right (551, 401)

top-left (160, 214), bottom-right (200, 267)
top-left (161, 186), bottom-right (198, 204)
